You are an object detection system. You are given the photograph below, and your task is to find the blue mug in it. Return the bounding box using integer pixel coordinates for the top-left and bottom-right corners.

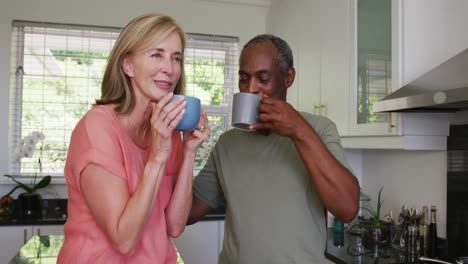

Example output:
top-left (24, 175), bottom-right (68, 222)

top-left (169, 94), bottom-right (201, 131)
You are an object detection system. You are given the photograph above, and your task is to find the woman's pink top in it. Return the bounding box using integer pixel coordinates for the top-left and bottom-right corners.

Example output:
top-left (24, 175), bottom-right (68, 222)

top-left (58, 105), bottom-right (183, 264)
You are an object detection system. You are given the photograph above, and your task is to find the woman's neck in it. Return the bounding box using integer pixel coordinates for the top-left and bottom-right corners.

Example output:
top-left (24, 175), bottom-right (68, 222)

top-left (118, 100), bottom-right (153, 149)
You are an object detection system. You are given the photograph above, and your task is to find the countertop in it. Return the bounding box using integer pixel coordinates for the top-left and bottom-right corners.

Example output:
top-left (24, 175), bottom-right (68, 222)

top-left (0, 199), bottom-right (225, 226)
top-left (0, 199), bottom-right (68, 226)
top-left (8, 235), bottom-right (185, 264)
top-left (325, 228), bottom-right (448, 264)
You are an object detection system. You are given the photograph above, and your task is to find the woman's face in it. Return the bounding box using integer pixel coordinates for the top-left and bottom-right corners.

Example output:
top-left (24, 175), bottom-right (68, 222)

top-left (123, 30), bottom-right (183, 102)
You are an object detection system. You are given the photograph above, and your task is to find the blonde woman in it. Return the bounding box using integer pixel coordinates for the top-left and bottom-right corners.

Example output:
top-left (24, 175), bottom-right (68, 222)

top-left (58, 13), bottom-right (210, 263)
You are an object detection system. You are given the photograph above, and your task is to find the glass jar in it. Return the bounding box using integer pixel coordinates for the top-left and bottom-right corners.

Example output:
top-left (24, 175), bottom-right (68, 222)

top-left (347, 190), bottom-right (372, 234)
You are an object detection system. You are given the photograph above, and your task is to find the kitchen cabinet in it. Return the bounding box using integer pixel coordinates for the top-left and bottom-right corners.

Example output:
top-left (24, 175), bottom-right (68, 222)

top-left (0, 226), bottom-right (27, 263)
top-left (268, 0), bottom-right (465, 149)
top-left (217, 220), bottom-right (224, 253)
top-left (267, 0), bottom-right (321, 115)
top-left (318, 0), bottom-right (351, 136)
top-left (0, 224), bottom-right (63, 263)
top-left (267, 0), bottom-right (350, 136)
top-left (172, 220), bottom-right (224, 264)
top-left (33, 224), bottom-right (64, 236)
top-left (342, 0), bottom-right (465, 149)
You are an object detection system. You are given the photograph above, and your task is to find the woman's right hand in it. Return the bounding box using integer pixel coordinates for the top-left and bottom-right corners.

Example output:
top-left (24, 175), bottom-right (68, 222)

top-left (149, 92), bottom-right (186, 162)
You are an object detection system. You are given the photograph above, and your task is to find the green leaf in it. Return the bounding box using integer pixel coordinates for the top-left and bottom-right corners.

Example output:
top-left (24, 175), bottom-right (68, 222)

top-left (39, 236), bottom-right (51, 247)
top-left (3, 185), bottom-right (23, 198)
top-left (3, 174), bottom-right (51, 195)
top-left (376, 186), bottom-right (384, 220)
top-left (361, 207), bottom-right (377, 219)
top-left (31, 176), bottom-right (51, 192)
top-left (3, 175), bottom-right (33, 193)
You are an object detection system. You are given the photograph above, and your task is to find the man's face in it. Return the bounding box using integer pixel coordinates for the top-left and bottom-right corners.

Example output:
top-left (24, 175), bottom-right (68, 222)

top-left (238, 41), bottom-right (288, 100)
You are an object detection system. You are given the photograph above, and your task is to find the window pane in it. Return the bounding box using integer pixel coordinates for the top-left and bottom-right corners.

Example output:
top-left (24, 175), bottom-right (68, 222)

top-left (10, 21), bottom-right (238, 177)
top-left (194, 115), bottom-right (227, 171)
top-left (185, 49), bottom-right (226, 105)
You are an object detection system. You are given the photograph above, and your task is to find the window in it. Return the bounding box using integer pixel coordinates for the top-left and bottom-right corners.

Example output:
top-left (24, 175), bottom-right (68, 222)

top-left (9, 20), bottom-right (238, 178)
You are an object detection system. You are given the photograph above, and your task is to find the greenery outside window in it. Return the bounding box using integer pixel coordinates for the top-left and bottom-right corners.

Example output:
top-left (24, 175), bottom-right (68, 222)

top-left (9, 20), bottom-right (238, 178)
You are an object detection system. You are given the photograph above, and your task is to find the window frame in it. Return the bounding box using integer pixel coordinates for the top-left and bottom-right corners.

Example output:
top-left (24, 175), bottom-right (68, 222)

top-left (8, 20), bottom-right (238, 181)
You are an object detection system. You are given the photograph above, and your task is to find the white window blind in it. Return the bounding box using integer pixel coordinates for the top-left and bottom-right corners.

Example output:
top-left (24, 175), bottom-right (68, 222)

top-left (9, 20), bottom-right (238, 178)
top-left (357, 53), bottom-right (391, 124)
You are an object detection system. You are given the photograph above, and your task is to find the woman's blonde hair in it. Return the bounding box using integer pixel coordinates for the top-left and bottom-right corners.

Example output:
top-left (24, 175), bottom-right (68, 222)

top-left (96, 13), bottom-right (186, 113)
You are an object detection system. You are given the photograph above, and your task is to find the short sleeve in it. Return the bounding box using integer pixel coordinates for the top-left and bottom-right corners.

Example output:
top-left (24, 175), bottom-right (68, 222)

top-left (65, 107), bottom-right (126, 192)
top-left (193, 149), bottom-right (225, 209)
top-left (313, 115), bottom-right (356, 176)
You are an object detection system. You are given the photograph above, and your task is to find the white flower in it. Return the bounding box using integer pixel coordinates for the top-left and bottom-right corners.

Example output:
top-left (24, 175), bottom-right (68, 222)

top-left (197, 127), bottom-right (223, 167)
top-left (14, 131), bottom-right (46, 163)
top-left (31, 131), bottom-right (45, 141)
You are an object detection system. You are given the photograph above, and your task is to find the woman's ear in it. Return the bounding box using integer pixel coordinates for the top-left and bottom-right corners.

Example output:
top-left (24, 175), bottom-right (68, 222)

top-left (121, 56), bottom-right (134, 77)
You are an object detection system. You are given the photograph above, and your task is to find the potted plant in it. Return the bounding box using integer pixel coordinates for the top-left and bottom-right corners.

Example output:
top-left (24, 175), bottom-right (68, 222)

top-left (2, 131), bottom-right (52, 219)
top-left (349, 187), bottom-right (391, 246)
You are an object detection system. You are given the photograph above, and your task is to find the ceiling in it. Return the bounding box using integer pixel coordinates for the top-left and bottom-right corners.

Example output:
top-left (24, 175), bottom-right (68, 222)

top-left (192, 0), bottom-right (272, 7)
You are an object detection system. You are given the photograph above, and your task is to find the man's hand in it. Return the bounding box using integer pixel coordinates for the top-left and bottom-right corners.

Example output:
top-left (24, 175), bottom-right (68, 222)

top-left (251, 96), bottom-right (308, 138)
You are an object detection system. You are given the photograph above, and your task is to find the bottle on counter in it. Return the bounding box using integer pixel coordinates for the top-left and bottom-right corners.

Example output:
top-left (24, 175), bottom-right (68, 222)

top-left (428, 205), bottom-right (438, 258)
top-left (407, 224), bottom-right (419, 259)
top-left (419, 206), bottom-right (429, 257)
top-left (333, 217), bottom-right (345, 247)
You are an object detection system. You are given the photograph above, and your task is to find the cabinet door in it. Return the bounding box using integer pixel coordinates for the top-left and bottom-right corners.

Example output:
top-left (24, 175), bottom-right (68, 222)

top-left (319, 0), bottom-right (351, 136)
top-left (348, 0), bottom-right (399, 136)
top-left (267, 0), bottom-right (321, 114)
top-left (268, 0), bottom-right (354, 136)
top-left (172, 221), bottom-right (219, 264)
top-left (33, 225), bottom-right (64, 236)
top-left (401, 0), bottom-right (468, 86)
top-left (217, 220), bottom-right (224, 254)
top-left (0, 226), bottom-right (31, 263)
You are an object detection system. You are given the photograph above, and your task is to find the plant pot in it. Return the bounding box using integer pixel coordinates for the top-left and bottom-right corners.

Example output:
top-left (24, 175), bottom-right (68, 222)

top-left (362, 225), bottom-right (392, 249)
top-left (18, 192), bottom-right (42, 219)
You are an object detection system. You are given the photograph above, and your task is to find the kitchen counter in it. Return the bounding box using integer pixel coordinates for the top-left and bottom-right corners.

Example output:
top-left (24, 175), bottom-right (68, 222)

top-left (325, 228), bottom-right (433, 264)
top-left (8, 235), bottom-right (185, 264)
top-left (0, 199), bottom-right (68, 226)
top-left (0, 199), bottom-right (225, 226)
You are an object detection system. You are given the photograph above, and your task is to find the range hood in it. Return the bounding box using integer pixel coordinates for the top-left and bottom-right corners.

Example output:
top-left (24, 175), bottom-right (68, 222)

top-left (373, 48), bottom-right (468, 113)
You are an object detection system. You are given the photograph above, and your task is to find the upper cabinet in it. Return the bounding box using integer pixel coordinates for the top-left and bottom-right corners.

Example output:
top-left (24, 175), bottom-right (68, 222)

top-left (268, 0), bottom-right (466, 149)
top-left (267, 0), bottom-right (350, 137)
top-left (266, 0), bottom-right (321, 115)
top-left (348, 0), bottom-right (395, 137)
top-left (344, 0), bottom-right (468, 149)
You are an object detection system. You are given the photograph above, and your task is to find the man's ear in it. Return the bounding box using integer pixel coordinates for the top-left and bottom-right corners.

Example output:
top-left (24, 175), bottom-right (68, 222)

top-left (285, 67), bottom-right (296, 88)
top-left (121, 56), bottom-right (134, 77)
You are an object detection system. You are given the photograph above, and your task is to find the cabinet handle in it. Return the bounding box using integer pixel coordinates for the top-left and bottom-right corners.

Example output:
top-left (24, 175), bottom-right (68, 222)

top-left (314, 103), bottom-right (320, 115)
top-left (320, 104), bottom-right (327, 116)
top-left (388, 112), bottom-right (395, 132)
top-left (23, 228), bottom-right (27, 244)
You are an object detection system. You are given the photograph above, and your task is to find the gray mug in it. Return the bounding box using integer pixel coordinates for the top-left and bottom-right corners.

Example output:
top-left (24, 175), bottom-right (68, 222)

top-left (231, 93), bottom-right (262, 130)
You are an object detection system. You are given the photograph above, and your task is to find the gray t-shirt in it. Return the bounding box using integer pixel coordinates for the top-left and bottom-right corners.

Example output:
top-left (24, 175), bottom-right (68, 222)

top-left (194, 112), bottom-right (354, 264)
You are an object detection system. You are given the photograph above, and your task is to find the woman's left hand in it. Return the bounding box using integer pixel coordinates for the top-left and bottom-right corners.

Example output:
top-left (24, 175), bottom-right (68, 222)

top-left (182, 111), bottom-right (210, 152)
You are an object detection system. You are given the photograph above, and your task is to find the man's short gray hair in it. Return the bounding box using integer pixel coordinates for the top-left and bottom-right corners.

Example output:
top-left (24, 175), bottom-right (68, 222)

top-left (242, 34), bottom-right (294, 74)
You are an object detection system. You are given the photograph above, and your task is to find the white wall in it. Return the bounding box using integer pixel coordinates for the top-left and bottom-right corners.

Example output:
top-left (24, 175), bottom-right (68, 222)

top-left (361, 150), bottom-right (447, 237)
top-left (0, 0), bottom-right (269, 197)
